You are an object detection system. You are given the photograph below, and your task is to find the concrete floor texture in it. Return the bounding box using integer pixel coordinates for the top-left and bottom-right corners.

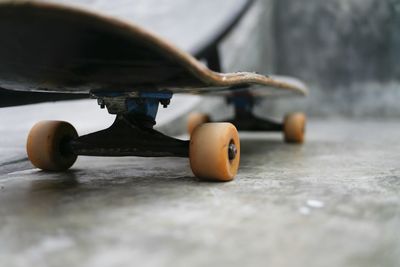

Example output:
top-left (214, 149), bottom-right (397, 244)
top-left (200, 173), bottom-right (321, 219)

top-left (0, 99), bottom-right (399, 267)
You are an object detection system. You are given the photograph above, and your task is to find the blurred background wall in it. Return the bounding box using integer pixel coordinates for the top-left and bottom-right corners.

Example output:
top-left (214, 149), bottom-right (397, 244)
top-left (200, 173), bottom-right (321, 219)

top-left (221, 0), bottom-right (400, 118)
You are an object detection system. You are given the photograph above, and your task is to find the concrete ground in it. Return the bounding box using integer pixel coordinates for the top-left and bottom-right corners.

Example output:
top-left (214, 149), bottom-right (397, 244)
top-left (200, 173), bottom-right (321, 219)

top-left (0, 100), bottom-right (399, 267)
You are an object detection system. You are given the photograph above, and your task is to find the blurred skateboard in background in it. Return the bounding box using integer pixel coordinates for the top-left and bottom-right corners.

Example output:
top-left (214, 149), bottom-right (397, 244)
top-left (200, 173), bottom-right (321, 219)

top-left (0, 0), bottom-right (307, 181)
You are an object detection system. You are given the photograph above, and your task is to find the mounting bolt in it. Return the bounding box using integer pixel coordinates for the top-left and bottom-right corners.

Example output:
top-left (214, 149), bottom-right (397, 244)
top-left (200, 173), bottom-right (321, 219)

top-left (97, 98), bottom-right (105, 109)
top-left (160, 99), bottom-right (171, 108)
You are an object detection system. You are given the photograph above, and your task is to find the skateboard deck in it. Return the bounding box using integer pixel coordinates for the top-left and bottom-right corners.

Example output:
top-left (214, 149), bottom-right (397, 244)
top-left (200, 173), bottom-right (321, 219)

top-left (0, 1), bottom-right (308, 97)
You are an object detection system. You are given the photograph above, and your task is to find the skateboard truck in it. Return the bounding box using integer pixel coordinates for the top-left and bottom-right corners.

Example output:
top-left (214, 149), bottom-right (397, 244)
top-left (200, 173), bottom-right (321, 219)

top-left (187, 94), bottom-right (305, 143)
top-left (26, 92), bottom-right (241, 182)
top-left (69, 114), bottom-right (189, 158)
top-left (70, 92), bottom-right (188, 157)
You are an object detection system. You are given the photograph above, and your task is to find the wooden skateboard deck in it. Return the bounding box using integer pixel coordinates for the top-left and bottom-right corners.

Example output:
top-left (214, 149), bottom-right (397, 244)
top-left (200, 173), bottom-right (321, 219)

top-left (0, 1), bottom-right (308, 97)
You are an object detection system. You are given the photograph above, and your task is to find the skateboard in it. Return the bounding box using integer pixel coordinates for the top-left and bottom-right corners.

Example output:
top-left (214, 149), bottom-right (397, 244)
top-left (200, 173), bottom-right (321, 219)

top-left (0, 1), bottom-right (307, 182)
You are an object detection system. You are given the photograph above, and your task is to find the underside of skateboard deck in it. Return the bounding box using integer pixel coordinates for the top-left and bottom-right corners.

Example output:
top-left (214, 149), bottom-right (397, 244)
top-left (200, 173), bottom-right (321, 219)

top-left (0, 2), bottom-right (307, 96)
top-left (0, 1), bottom-right (307, 182)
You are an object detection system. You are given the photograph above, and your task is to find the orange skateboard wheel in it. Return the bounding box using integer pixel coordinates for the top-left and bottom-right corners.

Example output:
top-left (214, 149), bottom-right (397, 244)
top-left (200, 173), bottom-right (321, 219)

top-left (187, 112), bottom-right (210, 135)
top-left (189, 123), bottom-right (240, 182)
top-left (26, 120), bottom-right (78, 171)
top-left (283, 113), bottom-right (306, 143)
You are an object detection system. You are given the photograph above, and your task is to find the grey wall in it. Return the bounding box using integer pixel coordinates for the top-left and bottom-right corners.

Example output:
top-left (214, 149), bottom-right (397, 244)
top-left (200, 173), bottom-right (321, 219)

top-left (220, 0), bottom-right (400, 118)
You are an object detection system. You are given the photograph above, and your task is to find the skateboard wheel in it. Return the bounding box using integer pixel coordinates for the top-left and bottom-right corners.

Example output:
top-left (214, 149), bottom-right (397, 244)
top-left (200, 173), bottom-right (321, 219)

top-left (187, 113), bottom-right (210, 135)
top-left (189, 123), bottom-right (240, 182)
top-left (283, 113), bottom-right (306, 143)
top-left (26, 121), bottom-right (78, 171)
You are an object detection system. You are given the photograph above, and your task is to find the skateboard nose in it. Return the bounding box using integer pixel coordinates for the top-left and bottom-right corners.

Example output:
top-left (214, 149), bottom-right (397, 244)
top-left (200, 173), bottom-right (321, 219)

top-left (228, 142), bottom-right (237, 160)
